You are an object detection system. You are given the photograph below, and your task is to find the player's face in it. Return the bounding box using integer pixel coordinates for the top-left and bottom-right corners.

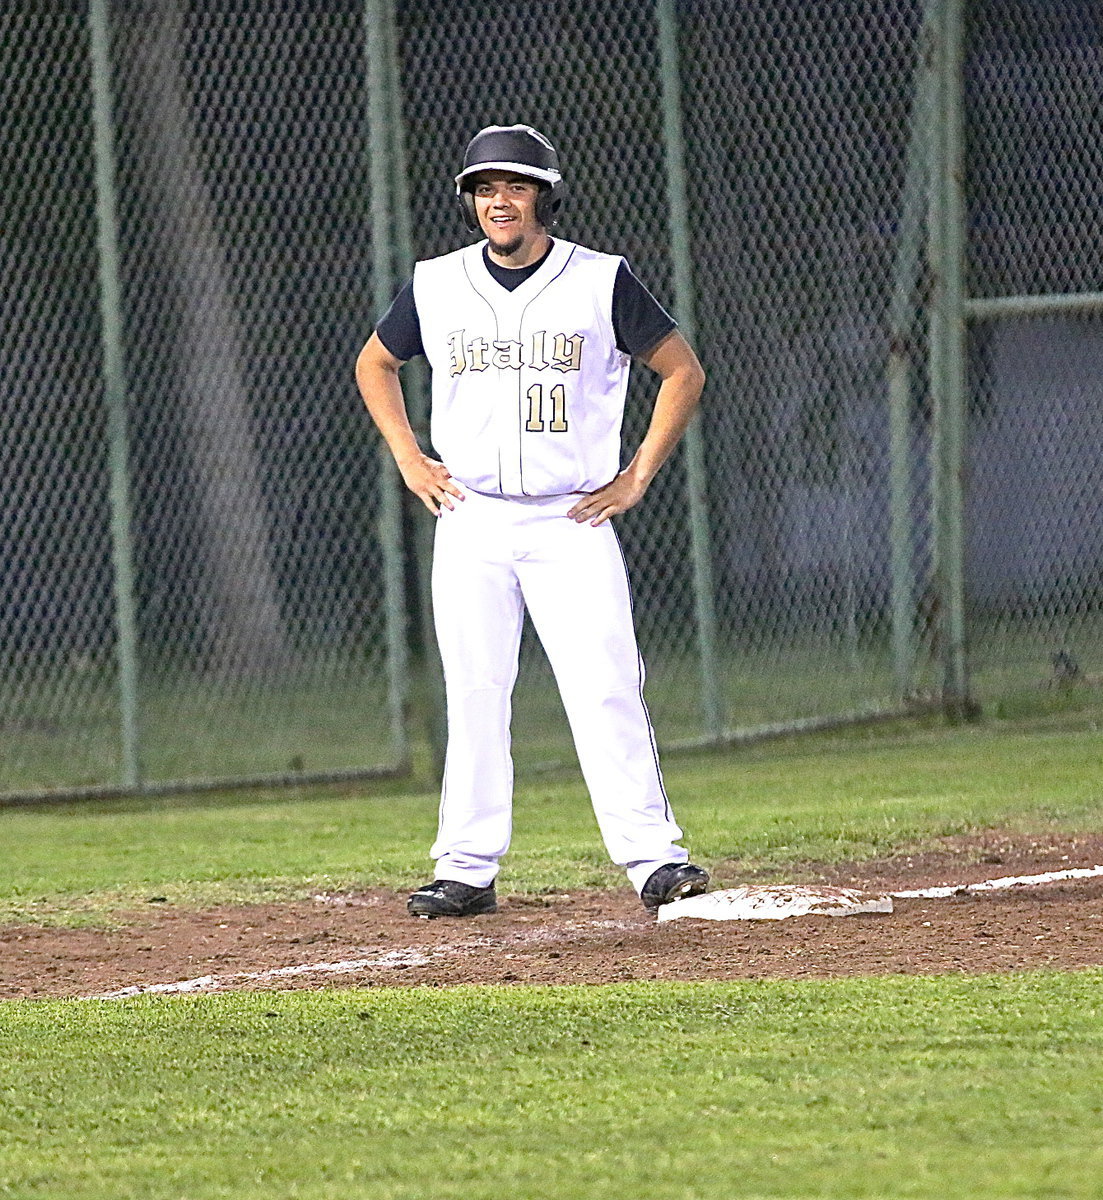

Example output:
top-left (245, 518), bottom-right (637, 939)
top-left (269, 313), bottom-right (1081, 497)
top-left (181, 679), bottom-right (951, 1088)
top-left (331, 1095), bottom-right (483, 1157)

top-left (471, 172), bottom-right (544, 258)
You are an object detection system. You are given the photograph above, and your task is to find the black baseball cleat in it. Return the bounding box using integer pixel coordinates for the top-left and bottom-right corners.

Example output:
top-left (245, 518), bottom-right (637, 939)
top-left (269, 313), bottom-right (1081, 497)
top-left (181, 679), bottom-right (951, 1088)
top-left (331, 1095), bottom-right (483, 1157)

top-left (407, 879), bottom-right (498, 919)
top-left (640, 863), bottom-right (710, 911)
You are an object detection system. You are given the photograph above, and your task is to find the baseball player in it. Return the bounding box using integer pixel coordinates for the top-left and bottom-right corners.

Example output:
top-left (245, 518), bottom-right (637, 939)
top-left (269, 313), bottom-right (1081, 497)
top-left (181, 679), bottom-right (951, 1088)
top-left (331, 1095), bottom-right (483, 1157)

top-left (356, 124), bottom-right (709, 918)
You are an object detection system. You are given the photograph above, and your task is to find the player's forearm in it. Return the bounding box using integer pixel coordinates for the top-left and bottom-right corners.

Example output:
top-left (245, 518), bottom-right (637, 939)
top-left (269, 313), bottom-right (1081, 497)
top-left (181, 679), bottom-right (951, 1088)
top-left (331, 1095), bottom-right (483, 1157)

top-left (624, 362), bottom-right (705, 487)
top-left (355, 349), bottom-right (421, 467)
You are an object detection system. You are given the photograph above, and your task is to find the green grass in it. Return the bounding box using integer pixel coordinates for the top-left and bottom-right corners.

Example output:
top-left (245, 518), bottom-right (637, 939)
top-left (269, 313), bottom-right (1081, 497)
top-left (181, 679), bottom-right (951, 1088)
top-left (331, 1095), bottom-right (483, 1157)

top-left (4, 718), bottom-right (1103, 1198)
top-left (2, 975), bottom-right (1102, 1199)
top-left (2, 717), bottom-right (1102, 925)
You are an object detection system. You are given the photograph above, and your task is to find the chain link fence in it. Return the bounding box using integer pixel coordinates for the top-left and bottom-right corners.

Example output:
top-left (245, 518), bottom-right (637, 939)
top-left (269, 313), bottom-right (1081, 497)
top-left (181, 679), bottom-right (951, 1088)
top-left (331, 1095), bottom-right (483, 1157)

top-left (2, 1), bottom-right (404, 797)
top-left (2, 0), bottom-right (1101, 802)
top-left (397, 0), bottom-right (937, 764)
top-left (2, 7), bottom-right (115, 793)
top-left (965, 0), bottom-right (1103, 715)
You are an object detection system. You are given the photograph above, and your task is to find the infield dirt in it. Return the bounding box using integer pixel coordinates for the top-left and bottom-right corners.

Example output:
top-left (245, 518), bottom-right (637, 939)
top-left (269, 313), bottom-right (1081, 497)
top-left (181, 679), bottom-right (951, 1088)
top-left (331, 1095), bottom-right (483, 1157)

top-left (4, 831), bottom-right (1103, 1000)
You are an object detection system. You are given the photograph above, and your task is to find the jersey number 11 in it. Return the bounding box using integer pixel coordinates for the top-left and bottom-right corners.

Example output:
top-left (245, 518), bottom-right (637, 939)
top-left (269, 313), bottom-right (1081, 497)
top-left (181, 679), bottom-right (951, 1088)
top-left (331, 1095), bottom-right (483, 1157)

top-left (525, 383), bottom-right (569, 433)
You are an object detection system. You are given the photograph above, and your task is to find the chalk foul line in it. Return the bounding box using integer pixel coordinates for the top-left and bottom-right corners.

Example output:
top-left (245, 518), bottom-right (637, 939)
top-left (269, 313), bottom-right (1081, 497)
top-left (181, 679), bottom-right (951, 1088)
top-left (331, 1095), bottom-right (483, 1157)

top-left (891, 863), bottom-right (1103, 899)
top-left (82, 866), bottom-right (1103, 999)
top-left (84, 918), bottom-right (637, 1001)
top-left (88, 945), bottom-right (446, 1000)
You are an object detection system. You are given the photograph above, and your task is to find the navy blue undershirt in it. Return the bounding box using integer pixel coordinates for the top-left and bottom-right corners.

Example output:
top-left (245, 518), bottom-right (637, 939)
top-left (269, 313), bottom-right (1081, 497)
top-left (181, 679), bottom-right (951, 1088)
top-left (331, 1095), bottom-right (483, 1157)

top-left (376, 243), bottom-right (676, 363)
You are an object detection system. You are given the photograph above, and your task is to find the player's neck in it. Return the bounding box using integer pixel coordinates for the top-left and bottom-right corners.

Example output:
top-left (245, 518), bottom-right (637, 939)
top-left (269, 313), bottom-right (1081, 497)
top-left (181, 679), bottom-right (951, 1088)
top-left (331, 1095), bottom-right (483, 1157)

top-left (486, 230), bottom-right (552, 269)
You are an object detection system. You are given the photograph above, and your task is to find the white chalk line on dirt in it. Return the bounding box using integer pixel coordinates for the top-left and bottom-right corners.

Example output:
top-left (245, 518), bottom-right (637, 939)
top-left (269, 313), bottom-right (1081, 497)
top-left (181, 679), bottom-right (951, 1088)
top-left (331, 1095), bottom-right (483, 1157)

top-left (82, 866), bottom-right (1103, 1000)
top-left (891, 863), bottom-right (1103, 899)
top-left (87, 946), bottom-right (437, 1000)
top-left (84, 918), bottom-right (638, 1000)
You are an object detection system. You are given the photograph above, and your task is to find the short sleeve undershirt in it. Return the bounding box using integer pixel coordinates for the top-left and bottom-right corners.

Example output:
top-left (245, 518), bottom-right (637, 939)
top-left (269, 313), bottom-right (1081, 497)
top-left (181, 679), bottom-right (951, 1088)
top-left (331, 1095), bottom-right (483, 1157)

top-left (375, 244), bottom-right (676, 363)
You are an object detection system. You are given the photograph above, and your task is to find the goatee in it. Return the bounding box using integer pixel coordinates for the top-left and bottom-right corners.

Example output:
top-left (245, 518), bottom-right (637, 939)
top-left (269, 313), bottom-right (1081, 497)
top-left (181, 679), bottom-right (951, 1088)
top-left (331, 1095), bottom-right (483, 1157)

top-left (492, 232), bottom-right (524, 259)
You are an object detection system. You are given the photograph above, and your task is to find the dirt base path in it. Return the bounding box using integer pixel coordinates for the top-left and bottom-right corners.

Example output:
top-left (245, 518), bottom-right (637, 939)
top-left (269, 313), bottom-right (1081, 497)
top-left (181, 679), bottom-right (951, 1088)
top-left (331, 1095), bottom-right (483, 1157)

top-left (4, 832), bottom-right (1103, 1000)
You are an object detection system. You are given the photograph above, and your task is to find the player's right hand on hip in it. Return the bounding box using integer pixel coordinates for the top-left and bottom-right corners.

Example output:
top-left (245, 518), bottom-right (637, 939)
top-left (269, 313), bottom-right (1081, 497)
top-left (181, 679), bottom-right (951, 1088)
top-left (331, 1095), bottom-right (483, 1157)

top-left (397, 453), bottom-right (465, 516)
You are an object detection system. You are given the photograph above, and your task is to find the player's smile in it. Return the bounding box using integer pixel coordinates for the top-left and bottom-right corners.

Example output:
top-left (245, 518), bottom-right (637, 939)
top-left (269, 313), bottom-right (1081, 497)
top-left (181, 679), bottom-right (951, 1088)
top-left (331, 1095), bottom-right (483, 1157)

top-left (471, 172), bottom-right (548, 265)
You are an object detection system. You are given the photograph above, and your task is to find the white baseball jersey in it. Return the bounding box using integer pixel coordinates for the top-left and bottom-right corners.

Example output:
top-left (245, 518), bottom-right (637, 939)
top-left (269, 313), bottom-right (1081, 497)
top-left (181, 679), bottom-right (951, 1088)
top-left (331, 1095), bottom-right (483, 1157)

top-left (413, 239), bottom-right (630, 497)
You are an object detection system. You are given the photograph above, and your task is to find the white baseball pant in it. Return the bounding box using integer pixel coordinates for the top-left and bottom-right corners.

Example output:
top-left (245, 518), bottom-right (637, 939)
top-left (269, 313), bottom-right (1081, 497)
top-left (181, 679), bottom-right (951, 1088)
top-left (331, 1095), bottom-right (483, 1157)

top-left (429, 487), bottom-right (689, 894)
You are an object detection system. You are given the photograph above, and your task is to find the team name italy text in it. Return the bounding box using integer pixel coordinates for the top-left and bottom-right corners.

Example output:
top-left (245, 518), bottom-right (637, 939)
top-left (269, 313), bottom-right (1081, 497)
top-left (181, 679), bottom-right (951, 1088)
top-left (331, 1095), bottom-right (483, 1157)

top-left (448, 331), bottom-right (585, 376)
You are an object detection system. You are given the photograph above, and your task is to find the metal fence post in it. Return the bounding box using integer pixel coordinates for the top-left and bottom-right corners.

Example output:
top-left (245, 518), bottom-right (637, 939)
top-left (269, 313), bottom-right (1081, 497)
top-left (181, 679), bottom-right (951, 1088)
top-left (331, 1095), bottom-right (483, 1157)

top-left (655, 0), bottom-right (724, 740)
top-left (366, 0), bottom-right (411, 767)
top-left (887, 0), bottom-right (937, 701)
top-left (384, 4), bottom-right (447, 784)
top-left (88, 0), bottom-right (142, 788)
top-left (927, 0), bottom-right (974, 719)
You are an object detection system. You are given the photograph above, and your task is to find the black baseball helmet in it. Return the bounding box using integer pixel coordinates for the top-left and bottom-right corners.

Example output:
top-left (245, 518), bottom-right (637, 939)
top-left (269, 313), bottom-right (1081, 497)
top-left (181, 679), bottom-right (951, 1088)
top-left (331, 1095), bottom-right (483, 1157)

top-left (455, 124), bottom-right (565, 232)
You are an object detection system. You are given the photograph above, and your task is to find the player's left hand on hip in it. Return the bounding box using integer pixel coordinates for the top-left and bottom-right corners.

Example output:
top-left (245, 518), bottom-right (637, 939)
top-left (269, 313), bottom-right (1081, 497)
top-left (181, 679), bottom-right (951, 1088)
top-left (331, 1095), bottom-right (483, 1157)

top-left (567, 472), bottom-right (647, 526)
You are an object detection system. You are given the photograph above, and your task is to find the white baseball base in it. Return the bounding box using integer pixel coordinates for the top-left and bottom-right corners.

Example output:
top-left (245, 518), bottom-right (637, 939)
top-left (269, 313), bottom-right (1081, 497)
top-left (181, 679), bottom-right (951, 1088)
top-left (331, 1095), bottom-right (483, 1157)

top-left (656, 885), bottom-right (894, 923)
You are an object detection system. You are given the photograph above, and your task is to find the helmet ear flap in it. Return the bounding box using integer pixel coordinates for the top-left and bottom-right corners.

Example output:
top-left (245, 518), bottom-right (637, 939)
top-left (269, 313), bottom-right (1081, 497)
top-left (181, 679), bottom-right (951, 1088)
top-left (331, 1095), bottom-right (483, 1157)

top-left (458, 188), bottom-right (479, 233)
top-left (536, 180), bottom-right (565, 229)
